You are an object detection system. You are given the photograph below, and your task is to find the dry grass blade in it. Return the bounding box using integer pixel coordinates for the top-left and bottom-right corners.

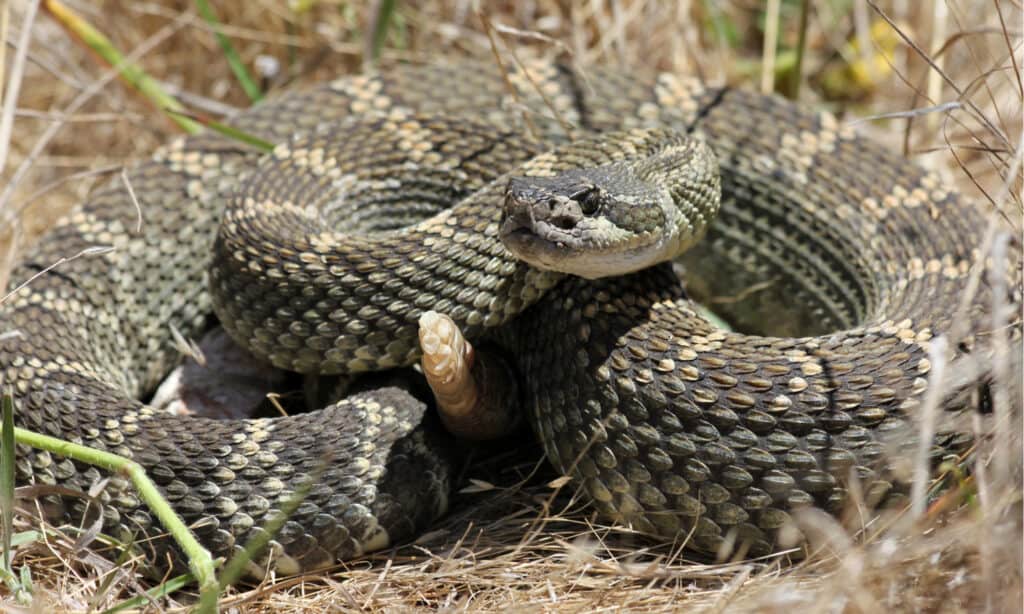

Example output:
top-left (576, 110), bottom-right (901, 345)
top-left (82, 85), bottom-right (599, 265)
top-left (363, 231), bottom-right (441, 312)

top-left (867, 0), bottom-right (1011, 150)
top-left (910, 337), bottom-right (947, 519)
top-left (0, 0), bottom-right (39, 191)
top-left (0, 11), bottom-right (189, 216)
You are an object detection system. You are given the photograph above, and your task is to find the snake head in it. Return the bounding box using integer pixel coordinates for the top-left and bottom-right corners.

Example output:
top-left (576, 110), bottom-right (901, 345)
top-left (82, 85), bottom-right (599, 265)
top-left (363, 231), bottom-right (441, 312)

top-left (499, 133), bottom-right (721, 280)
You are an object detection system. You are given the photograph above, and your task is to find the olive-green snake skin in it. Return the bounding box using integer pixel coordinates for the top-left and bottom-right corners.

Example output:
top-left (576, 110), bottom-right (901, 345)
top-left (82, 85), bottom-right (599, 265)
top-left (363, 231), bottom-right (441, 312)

top-left (3, 59), bottom-right (1019, 574)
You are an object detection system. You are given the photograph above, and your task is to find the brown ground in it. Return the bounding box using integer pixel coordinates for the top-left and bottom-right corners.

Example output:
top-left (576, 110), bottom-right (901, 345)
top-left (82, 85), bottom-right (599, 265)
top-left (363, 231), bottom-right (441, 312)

top-left (0, 1), bottom-right (1021, 612)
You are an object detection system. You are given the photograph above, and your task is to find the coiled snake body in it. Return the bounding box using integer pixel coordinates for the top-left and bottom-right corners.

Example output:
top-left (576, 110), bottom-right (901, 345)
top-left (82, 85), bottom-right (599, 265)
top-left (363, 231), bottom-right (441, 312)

top-left (3, 60), bottom-right (1017, 574)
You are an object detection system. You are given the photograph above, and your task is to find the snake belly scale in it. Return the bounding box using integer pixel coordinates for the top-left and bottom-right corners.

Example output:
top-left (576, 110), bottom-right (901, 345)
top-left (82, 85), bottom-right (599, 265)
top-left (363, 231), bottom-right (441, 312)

top-left (1, 59), bottom-right (1016, 573)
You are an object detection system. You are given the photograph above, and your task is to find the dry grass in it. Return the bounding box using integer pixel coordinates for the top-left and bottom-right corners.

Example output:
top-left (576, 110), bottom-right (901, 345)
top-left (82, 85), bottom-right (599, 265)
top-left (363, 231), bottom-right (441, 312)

top-left (0, 0), bottom-right (1021, 611)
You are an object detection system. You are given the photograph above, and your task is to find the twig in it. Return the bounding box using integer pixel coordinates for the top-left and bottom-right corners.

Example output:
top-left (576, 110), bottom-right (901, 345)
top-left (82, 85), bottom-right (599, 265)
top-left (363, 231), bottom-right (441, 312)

top-left (925, 0), bottom-right (948, 132)
top-left (479, 12), bottom-right (539, 141)
top-left (760, 0), bottom-right (780, 94)
top-left (910, 338), bottom-right (947, 520)
top-left (867, 0), bottom-right (1010, 151)
top-left (846, 101), bottom-right (963, 125)
top-left (993, 0), bottom-right (1023, 99)
top-left (0, 245), bottom-right (113, 306)
top-left (10, 164), bottom-right (121, 220)
top-left (120, 169), bottom-right (143, 234)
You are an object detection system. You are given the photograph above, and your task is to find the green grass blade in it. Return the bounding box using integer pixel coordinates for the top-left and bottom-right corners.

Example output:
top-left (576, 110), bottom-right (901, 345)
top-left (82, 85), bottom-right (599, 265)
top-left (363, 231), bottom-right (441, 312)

top-left (193, 0), bottom-right (263, 102)
top-left (164, 109), bottom-right (274, 152)
top-left (221, 481), bottom-right (314, 587)
top-left (700, 0), bottom-right (739, 48)
top-left (88, 535), bottom-right (142, 612)
top-left (42, 0), bottom-right (202, 133)
top-left (8, 426), bottom-right (218, 603)
top-left (8, 530), bottom-right (39, 549)
top-left (366, 0), bottom-right (397, 65)
top-left (290, 0), bottom-right (319, 14)
top-left (100, 573), bottom-right (194, 614)
top-left (195, 468), bottom-right (321, 614)
top-left (1, 395), bottom-right (14, 576)
top-left (788, 0), bottom-right (811, 100)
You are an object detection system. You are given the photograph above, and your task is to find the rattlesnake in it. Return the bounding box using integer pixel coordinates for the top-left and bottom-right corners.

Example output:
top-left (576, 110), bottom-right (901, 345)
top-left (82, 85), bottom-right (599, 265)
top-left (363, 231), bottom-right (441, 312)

top-left (3, 59), bottom-right (1018, 574)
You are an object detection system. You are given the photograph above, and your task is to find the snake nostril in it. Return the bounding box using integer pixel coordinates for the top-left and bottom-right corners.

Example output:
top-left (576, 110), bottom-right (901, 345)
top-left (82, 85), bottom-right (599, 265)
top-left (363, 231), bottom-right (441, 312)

top-left (551, 215), bottom-right (576, 231)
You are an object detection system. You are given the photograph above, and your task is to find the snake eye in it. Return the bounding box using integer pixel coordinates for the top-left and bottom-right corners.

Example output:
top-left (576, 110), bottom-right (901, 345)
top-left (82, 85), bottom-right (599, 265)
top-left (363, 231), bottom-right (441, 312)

top-left (572, 186), bottom-right (602, 215)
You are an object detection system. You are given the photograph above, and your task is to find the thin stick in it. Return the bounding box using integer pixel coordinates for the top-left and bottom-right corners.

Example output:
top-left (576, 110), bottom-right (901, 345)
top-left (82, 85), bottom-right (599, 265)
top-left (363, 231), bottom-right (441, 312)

top-left (910, 337), bottom-right (946, 519)
top-left (0, 246), bottom-right (114, 306)
top-left (993, 0), bottom-right (1023, 99)
top-left (925, 0), bottom-right (948, 133)
top-left (120, 169), bottom-right (143, 234)
top-left (867, 0), bottom-right (1010, 151)
top-left (760, 0), bottom-right (780, 94)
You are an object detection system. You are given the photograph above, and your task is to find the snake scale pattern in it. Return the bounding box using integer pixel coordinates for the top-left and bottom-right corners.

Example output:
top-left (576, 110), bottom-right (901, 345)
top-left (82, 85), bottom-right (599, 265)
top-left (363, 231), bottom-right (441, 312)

top-left (2, 59), bottom-right (1018, 575)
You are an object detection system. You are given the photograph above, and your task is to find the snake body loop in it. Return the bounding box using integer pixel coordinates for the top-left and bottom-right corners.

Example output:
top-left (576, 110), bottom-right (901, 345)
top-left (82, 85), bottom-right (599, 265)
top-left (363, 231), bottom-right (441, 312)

top-left (2, 60), bottom-right (1017, 573)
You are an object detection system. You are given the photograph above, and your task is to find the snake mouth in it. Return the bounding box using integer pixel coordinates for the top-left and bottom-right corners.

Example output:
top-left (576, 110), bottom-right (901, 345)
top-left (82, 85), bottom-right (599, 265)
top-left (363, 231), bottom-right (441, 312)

top-left (500, 217), bottom-right (576, 269)
top-left (500, 207), bottom-right (670, 280)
